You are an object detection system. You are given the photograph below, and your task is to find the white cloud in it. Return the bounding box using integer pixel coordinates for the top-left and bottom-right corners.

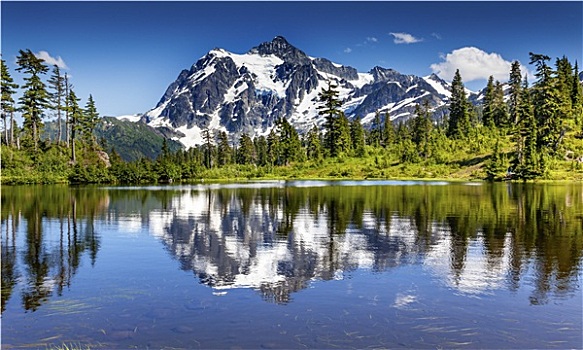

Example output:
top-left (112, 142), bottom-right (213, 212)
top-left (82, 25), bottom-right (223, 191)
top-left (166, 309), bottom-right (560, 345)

top-left (366, 37), bottom-right (378, 43)
top-left (344, 47), bottom-right (352, 54)
top-left (35, 51), bottom-right (68, 69)
top-left (431, 32), bottom-right (442, 40)
top-left (389, 32), bottom-right (423, 44)
top-left (430, 47), bottom-right (531, 83)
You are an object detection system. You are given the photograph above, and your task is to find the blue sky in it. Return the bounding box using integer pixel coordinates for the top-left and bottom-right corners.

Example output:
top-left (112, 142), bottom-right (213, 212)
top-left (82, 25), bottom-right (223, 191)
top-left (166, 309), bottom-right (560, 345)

top-left (2, 1), bottom-right (581, 117)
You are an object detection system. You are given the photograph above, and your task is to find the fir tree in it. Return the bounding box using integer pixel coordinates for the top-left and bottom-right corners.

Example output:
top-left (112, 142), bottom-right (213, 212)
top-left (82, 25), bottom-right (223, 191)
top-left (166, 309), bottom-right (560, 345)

top-left (571, 61), bottom-right (583, 126)
top-left (512, 77), bottom-right (540, 179)
top-left (555, 56), bottom-right (574, 121)
top-left (493, 81), bottom-right (509, 128)
top-left (369, 111), bottom-right (382, 147)
top-left (267, 129), bottom-right (281, 167)
top-left (382, 112), bottom-right (395, 147)
top-left (16, 49), bottom-right (49, 156)
top-left (276, 117), bottom-right (304, 165)
top-left (305, 125), bottom-right (322, 160)
top-left (412, 100), bottom-right (433, 160)
top-left (317, 81), bottom-right (342, 157)
top-left (571, 61), bottom-right (583, 127)
top-left (1, 59), bottom-right (18, 145)
top-left (82, 94), bottom-right (99, 150)
top-left (447, 69), bottom-right (471, 138)
top-left (202, 128), bottom-right (214, 168)
top-left (216, 131), bottom-right (232, 166)
top-left (237, 133), bottom-right (255, 165)
top-left (508, 61), bottom-right (523, 125)
top-left (336, 112), bottom-right (352, 155)
top-left (482, 76), bottom-right (496, 127)
top-left (254, 135), bottom-right (268, 166)
top-left (530, 52), bottom-right (562, 155)
top-left (67, 89), bottom-right (82, 163)
top-left (47, 65), bottom-right (66, 144)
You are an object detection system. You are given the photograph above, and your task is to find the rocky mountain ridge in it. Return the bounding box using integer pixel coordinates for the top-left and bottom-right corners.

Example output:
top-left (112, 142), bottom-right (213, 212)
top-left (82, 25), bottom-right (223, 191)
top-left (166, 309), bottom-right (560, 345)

top-left (136, 36), bottom-right (466, 149)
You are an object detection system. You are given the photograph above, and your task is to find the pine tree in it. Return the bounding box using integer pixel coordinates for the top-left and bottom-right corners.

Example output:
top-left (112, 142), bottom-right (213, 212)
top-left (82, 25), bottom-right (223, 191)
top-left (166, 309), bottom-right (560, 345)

top-left (482, 76), bottom-right (496, 127)
top-left (412, 100), bottom-right (433, 160)
top-left (267, 129), bottom-right (281, 166)
top-left (47, 65), bottom-right (66, 144)
top-left (508, 61), bottom-right (523, 125)
top-left (350, 116), bottom-right (365, 157)
top-left (202, 128), bottom-right (214, 168)
top-left (82, 95), bottom-right (99, 150)
top-left (513, 77), bottom-right (540, 179)
top-left (447, 69), bottom-right (471, 138)
top-left (555, 56), bottom-right (574, 122)
top-left (236, 133), bottom-right (255, 165)
top-left (530, 52), bottom-right (562, 155)
top-left (276, 117), bottom-right (304, 165)
top-left (1, 59), bottom-right (18, 145)
top-left (216, 131), bottom-right (232, 166)
top-left (254, 135), bottom-right (268, 166)
top-left (382, 112), bottom-right (395, 147)
top-left (571, 61), bottom-right (583, 126)
top-left (493, 81), bottom-right (509, 128)
top-left (317, 81), bottom-right (342, 157)
top-left (16, 49), bottom-right (49, 156)
top-left (305, 125), bottom-right (322, 160)
top-left (67, 89), bottom-right (82, 163)
top-left (369, 111), bottom-right (382, 147)
top-left (336, 112), bottom-right (352, 155)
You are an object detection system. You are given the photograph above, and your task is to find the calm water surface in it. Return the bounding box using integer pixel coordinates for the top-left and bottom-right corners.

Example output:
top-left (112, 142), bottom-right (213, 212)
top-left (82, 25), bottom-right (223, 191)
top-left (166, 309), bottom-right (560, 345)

top-left (1, 181), bottom-right (582, 349)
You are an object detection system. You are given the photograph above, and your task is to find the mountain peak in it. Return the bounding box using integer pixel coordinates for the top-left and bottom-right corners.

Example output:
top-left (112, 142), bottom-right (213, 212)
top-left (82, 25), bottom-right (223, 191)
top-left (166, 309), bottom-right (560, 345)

top-left (249, 36), bottom-right (311, 65)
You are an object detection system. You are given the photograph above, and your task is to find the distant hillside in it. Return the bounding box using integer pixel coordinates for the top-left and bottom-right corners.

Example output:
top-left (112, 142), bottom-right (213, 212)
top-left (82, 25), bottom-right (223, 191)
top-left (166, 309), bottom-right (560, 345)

top-left (43, 117), bottom-right (183, 162)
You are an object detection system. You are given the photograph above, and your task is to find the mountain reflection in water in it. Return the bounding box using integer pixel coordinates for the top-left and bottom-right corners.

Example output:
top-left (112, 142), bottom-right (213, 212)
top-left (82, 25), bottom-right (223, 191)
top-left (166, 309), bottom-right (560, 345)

top-left (2, 182), bottom-right (582, 311)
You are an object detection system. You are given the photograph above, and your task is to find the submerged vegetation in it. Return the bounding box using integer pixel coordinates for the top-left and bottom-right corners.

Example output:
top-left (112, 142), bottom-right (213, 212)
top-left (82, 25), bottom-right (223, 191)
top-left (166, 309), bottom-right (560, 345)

top-left (1, 51), bottom-right (582, 184)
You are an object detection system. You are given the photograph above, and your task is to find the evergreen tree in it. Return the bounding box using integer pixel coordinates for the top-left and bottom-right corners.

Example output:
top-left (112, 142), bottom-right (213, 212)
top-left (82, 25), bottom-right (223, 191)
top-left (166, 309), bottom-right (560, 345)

top-left (530, 52), bottom-right (562, 155)
top-left (1, 59), bottom-right (18, 145)
top-left (336, 112), bottom-right (352, 155)
top-left (276, 117), bottom-right (304, 165)
top-left (482, 76), bottom-right (496, 127)
top-left (493, 81), bottom-right (509, 128)
top-left (512, 77), bottom-right (540, 179)
top-left (216, 131), bottom-right (232, 166)
top-left (555, 56), bottom-right (574, 122)
top-left (411, 100), bottom-right (433, 160)
top-left (267, 129), bottom-right (281, 167)
top-left (67, 89), bottom-right (82, 163)
top-left (369, 111), bottom-right (382, 147)
top-left (317, 81), bottom-right (342, 157)
top-left (16, 49), bottom-right (49, 156)
top-left (350, 116), bottom-right (365, 157)
top-left (64, 73), bottom-right (71, 147)
top-left (305, 125), bottom-right (322, 160)
top-left (202, 128), bottom-right (214, 168)
top-left (572, 61), bottom-right (583, 126)
top-left (382, 112), bottom-right (395, 147)
top-left (485, 137), bottom-right (506, 180)
top-left (254, 135), bottom-right (268, 166)
top-left (47, 65), bottom-right (66, 144)
top-left (82, 94), bottom-right (99, 150)
top-left (237, 133), bottom-right (255, 165)
top-left (447, 69), bottom-right (471, 138)
top-left (508, 61), bottom-right (523, 125)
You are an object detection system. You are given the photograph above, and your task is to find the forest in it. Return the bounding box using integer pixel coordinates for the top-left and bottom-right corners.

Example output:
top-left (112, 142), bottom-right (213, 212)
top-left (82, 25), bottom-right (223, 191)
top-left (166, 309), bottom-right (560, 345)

top-left (1, 50), bottom-right (582, 184)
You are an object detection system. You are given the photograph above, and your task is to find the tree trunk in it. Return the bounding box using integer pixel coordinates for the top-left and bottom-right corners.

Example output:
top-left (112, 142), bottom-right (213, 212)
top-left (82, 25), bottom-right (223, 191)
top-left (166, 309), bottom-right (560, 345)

top-left (9, 111), bottom-right (14, 146)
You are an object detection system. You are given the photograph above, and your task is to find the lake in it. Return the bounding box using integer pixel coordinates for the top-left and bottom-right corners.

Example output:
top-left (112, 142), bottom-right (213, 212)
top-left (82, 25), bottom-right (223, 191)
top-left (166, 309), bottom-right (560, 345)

top-left (1, 181), bottom-right (582, 349)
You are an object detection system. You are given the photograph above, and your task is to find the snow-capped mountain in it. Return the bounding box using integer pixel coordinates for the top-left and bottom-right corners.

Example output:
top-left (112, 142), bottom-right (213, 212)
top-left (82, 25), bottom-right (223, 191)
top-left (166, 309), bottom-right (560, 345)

top-left (143, 36), bottom-right (456, 149)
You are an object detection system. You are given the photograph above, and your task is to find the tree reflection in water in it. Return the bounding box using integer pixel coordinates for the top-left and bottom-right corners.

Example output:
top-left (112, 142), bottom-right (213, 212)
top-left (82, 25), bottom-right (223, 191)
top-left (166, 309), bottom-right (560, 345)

top-left (1, 182), bottom-right (582, 311)
top-left (1, 186), bottom-right (107, 313)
